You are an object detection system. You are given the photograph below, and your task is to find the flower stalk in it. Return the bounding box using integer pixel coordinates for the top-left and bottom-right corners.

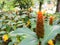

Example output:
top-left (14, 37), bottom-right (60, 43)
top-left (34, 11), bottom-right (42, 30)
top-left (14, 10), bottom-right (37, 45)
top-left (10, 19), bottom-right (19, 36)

top-left (49, 16), bottom-right (53, 25)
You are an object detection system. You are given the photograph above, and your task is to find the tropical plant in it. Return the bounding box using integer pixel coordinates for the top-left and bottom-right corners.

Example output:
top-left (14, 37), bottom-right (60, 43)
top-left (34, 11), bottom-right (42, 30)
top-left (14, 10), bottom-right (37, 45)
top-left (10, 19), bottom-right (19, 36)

top-left (8, 11), bottom-right (60, 45)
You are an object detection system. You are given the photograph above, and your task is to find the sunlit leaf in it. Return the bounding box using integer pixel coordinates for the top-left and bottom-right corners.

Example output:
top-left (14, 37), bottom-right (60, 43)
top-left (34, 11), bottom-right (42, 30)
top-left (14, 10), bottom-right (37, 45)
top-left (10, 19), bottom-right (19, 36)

top-left (42, 25), bottom-right (60, 45)
top-left (18, 37), bottom-right (38, 45)
top-left (9, 27), bottom-right (37, 37)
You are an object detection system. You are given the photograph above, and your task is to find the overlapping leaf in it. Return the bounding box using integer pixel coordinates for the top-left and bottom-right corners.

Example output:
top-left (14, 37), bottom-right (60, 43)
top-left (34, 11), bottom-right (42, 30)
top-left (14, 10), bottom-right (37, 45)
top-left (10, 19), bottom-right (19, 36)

top-left (9, 27), bottom-right (37, 37)
top-left (18, 37), bottom-right (38, 45)
top-left (41, 24), bottom-right (60, 45)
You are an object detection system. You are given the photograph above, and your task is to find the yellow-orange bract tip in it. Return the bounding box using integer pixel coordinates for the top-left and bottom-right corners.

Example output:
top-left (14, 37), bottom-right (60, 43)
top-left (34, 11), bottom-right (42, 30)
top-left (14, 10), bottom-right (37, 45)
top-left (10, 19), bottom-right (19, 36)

top-left (50, 16), bottom-right (53, 18)
top-left (37, 11), bottom-right (43, 19)
top-left (50, 16), bottom-right (55, 19)
top-left (37, 11), bottom-right (43, 15)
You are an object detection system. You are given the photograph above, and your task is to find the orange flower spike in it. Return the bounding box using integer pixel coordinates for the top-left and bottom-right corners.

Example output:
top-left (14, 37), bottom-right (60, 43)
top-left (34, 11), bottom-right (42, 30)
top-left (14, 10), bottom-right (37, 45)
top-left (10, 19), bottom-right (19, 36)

top-left (36, 11), bottom-right (44, 38)
top-left (49, 16), bottom-right (53, 25)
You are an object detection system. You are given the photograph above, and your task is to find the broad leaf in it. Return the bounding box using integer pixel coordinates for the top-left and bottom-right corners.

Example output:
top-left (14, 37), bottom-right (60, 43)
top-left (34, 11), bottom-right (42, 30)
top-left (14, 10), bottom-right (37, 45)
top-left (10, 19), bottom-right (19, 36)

top-left (8, 42), bottom-right (14, 45)
top-left (42, 25), bottom-right (60, 45)
top-left (18, 37), bottom-right (38, 45)
top-left (9, 27), bottom-right (37, 37)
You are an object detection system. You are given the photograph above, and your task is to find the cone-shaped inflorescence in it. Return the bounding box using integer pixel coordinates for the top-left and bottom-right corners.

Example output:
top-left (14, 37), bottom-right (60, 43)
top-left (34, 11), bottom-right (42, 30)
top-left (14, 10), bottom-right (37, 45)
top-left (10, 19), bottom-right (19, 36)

top-left (49, 16), bottom-right (53, 25)
top-left (36, 11), bottom-right (44, 38)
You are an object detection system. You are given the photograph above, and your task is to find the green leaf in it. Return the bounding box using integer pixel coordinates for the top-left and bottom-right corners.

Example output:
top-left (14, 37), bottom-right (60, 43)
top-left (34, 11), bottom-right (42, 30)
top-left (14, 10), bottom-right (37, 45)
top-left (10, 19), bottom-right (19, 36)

top-left (9, 27), bottom-right (37, 37)
top-left (11, 36), bottom-right (17, 43)
top-left (21, 14), bottom-right (27, 18)
top-left (6, 25), bottom-right (11, 32)
top-left (0, 23), bottom-right (2, 28)
top-left (53, 19), bottom-right (60, 25)
top-left (30, 18), bottom-right (36, 29)
top-left (30, 12), bottom-right (37, 18)
top-left (18, 37), bottom-right (38, 45)
top-left (12, 25), bottom-right (16, 30)
top-left (8, 42), bottom-right (14, 45)
top-left (17, 21), bottom-right (23, 24)
top-left (1, 24), bottom-right (6, 30)
top-left (0, 40), bottom-right (3, 45)
top-left (55, 40), bottom-right (60, 45)
top-left (42, 25), bottom-right (60, 45)
top-left (0, 31), bottom-right (6, 34)
top-left (24, 16), bottom-right (29, 23)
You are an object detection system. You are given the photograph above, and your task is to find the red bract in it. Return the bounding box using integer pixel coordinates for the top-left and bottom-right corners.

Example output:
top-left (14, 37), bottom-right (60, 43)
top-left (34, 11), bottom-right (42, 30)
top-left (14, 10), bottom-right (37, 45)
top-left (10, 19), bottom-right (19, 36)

top-left (49, 16), bottom-right (53, 25)
top-left (36, 11), bottom-right (44, 38)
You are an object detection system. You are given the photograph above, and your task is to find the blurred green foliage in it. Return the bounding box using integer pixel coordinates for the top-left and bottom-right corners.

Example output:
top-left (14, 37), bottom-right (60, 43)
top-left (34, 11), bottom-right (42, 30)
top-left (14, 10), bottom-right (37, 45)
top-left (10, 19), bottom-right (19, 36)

top-left (0, 0), bottom-right (33, 11)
